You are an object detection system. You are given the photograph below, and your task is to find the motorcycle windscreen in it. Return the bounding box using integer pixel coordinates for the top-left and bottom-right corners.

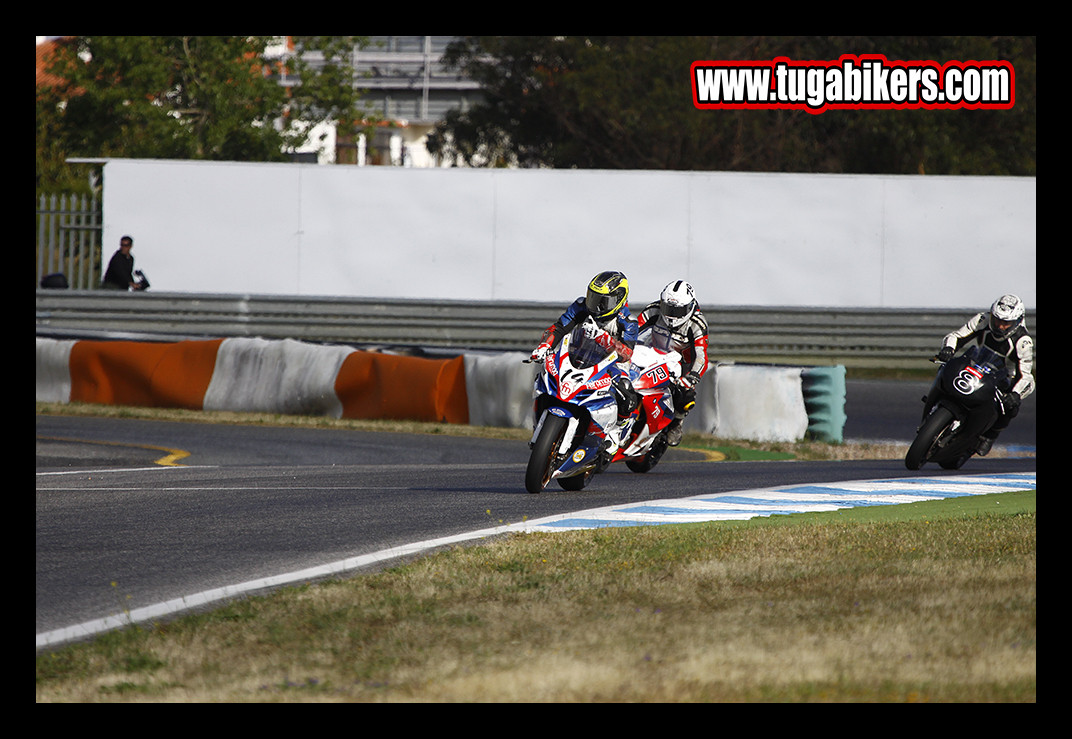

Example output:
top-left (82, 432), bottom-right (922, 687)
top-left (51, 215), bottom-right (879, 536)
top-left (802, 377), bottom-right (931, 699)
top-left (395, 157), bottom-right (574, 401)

top-left (567, 325), bottom-right (614, 369)
top-left (638, 323), bottom-right (677, 353)
top-left (965, 344), bottom-right (1008, 370)
top-left (961, 345), bottom-right (1012, 391)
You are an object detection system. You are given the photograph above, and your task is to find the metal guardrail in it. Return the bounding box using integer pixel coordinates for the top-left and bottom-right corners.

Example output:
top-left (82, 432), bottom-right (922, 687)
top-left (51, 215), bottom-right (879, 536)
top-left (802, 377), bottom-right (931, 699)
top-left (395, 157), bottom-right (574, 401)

top-left (35, 290), bottom-right (1036, 368)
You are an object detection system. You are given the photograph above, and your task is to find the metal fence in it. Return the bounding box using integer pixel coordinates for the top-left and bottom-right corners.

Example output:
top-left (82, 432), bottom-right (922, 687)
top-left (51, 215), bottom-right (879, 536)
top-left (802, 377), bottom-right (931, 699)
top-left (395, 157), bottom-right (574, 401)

top-left (35, 290), bottom-right (1036, 369)
top-left (36, 194), bottom-right (103, 290)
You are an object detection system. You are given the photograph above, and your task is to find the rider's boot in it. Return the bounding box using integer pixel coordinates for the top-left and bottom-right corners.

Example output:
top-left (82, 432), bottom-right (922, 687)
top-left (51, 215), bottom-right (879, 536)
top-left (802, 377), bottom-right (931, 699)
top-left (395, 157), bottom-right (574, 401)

top-left (613, 415), bottom-right (634, 449)
top-left (666, 418), bottom-right (683, 447)
top-left (976, 429), bottom-right (1000, 456)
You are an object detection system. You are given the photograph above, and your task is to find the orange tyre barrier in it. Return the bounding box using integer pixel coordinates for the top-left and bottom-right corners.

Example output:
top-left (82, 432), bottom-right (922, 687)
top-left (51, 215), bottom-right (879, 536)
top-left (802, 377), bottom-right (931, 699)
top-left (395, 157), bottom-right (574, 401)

top-left (47, 338), bottom-right (473, 426)
top-left (68, 339), bottom-right (223, 410)
top-left (334, 351), bottom-right (469, 424)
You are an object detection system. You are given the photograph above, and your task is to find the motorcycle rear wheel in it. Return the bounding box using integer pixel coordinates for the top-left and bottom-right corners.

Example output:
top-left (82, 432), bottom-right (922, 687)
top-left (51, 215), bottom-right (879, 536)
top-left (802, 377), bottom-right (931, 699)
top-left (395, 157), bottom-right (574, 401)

top-left (905, 407), bottom-right (955, 470)
top-left (626, 430), bottom-right (670, 473)
top-left (526, 413), bottom-right (570, 493)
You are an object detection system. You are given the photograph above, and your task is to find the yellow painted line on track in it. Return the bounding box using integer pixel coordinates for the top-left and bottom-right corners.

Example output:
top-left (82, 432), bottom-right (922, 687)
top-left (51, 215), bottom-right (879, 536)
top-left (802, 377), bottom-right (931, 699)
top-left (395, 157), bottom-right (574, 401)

top-left (151, 448), bottom-right (191, 466)
top-left (36, 436), bottom-right (191, 467)
top-left (668, 448), bottom-right (727, 462)
top-left (691, 449), bottom-right (727, 462)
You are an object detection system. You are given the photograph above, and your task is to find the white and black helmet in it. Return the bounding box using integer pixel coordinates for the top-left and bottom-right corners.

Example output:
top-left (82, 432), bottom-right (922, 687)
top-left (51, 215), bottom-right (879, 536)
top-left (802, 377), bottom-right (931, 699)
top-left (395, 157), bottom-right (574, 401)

top-left (989, 294), bottom-right (1025, 340)
top-left (659, 280), bottom-right (697, 330)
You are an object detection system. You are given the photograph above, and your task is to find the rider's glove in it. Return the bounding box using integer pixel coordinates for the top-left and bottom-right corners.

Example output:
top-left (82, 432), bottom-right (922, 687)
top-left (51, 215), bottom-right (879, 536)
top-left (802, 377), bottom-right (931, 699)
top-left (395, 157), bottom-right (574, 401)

top-left (581, 320), bottom-right (614, 349)
top-left (677, 372), bottom-right (699, 390)
top-left (937, 346), bottom-right (955, 362)
top-left (530, 342), bottom-right (552, 362)
top-left (1003, 390), bottom-right (1021, 411)
top-left (593, 331), bottom-right (615, 351)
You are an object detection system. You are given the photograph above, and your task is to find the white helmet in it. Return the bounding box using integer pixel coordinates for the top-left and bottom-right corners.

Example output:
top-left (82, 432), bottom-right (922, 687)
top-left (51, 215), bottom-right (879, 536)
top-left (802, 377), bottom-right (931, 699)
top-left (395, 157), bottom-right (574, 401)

top-left (658, 280), bottom-right (696, 330)
top-left (989, 294), bottom-right (1025, 340)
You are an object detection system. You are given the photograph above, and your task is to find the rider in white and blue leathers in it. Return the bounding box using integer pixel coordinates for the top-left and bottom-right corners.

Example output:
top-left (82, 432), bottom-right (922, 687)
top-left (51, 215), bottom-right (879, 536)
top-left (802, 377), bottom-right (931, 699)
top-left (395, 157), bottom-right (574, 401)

top-left (530, 270), bottom-right (639, 362)
top-left (530, 270), bottom-right (640, 419)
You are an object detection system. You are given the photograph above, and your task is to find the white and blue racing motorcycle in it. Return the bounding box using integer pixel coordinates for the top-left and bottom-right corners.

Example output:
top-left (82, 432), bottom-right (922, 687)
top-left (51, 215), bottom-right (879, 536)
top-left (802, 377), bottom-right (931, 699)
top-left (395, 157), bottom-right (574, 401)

top-left (525, 319), bottom-right (681, 493)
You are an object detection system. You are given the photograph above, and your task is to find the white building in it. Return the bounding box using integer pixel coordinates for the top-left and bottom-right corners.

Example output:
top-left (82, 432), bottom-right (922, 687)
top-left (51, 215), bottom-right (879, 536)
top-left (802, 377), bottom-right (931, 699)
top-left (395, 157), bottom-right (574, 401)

top-left (275, 36), bottom-right (484, 167)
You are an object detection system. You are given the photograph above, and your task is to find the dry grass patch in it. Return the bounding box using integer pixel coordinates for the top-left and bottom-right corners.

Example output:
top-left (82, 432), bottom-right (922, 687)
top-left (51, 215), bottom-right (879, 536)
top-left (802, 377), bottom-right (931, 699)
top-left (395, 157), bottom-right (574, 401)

top-left (37, 494), bottom-right (1035, 702)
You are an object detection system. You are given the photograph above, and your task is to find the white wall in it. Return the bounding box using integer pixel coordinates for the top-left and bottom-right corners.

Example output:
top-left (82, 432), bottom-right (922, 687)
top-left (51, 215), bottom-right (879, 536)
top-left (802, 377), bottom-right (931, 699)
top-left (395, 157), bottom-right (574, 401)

top-left (101, 159), bottom-right (1036, 310)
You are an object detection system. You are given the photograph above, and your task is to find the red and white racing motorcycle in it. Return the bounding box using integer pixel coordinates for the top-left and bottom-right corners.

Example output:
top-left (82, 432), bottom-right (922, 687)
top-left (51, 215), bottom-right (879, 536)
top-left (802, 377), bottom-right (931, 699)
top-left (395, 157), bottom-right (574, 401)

top-left (524, 319), bottom-right (682, 493)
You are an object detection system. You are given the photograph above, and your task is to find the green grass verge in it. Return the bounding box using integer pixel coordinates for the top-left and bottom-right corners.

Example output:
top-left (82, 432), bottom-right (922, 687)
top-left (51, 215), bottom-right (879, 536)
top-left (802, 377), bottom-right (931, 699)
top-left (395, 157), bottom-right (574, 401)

top-left (36, 489), bottom-right (1036, 703)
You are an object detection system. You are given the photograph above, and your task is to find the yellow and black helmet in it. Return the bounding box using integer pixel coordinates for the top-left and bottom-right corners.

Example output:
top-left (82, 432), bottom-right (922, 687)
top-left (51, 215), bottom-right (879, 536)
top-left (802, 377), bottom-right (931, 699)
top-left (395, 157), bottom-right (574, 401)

top-left (585, 270), bottom-right (629, 318)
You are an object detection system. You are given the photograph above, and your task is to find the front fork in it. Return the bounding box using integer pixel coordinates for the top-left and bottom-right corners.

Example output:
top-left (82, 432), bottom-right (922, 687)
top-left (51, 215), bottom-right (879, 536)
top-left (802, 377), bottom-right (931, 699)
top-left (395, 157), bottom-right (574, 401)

top-left (529, 409), bottom-right (582, 458)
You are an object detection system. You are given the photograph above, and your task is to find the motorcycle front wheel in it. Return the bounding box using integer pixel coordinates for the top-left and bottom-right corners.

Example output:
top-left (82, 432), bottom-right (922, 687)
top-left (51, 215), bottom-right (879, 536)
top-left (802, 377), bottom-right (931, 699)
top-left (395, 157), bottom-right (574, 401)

top-left (526, 413), bottom-right (570, 493)
top-left (905, 407), bottom-right (955, 470)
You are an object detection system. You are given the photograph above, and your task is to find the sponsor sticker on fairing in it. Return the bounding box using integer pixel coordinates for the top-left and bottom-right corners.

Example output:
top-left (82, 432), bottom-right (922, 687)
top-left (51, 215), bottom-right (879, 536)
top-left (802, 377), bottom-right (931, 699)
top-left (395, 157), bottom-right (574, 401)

top-left (691, 54), bottom-right (1014, 114)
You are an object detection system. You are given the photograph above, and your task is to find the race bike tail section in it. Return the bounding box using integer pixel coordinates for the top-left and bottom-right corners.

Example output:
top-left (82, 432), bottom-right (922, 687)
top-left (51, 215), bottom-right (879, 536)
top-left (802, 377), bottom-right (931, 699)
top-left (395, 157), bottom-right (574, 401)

top-left (905, 345), bottom-right (1010, 471)
top-left (617, 344), bottom-right (681, 472)
top-left (524, 320), bottom-right (682, 493)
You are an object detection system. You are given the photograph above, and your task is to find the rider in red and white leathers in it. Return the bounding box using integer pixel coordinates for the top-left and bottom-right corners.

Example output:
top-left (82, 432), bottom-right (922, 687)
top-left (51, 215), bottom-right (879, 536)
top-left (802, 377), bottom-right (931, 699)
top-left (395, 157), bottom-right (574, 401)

top-left (934, 293), bottom-right (1034, 455)
top-left (636, 280), bottom-right (710, 446)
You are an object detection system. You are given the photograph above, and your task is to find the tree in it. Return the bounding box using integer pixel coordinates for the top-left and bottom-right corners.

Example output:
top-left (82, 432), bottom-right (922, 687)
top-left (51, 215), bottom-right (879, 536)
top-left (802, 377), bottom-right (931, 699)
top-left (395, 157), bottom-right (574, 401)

top-left (426, 36), bottom-right (1035, 175)
top-left (36, 36), bottom-right (374, 192)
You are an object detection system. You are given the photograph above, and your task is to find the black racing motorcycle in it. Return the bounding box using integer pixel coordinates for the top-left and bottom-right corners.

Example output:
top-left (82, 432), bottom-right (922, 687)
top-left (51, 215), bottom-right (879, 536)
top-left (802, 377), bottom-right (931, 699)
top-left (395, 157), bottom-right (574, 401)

top-left (905, 345), bottom-right (1011, 470)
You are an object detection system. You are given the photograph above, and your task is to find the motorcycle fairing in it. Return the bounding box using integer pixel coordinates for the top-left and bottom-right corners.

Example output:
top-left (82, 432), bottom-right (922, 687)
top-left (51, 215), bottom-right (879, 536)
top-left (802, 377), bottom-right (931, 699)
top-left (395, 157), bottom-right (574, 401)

top-left (529, 321), bottom-right (686, 485)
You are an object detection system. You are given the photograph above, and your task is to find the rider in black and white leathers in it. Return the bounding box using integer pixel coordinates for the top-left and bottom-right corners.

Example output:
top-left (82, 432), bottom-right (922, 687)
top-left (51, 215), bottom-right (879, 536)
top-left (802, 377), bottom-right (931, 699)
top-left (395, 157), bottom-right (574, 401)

top-left (934, 294), bottom-right (1034, 455)
top-left (636, 281), bottom-right (710, 446)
